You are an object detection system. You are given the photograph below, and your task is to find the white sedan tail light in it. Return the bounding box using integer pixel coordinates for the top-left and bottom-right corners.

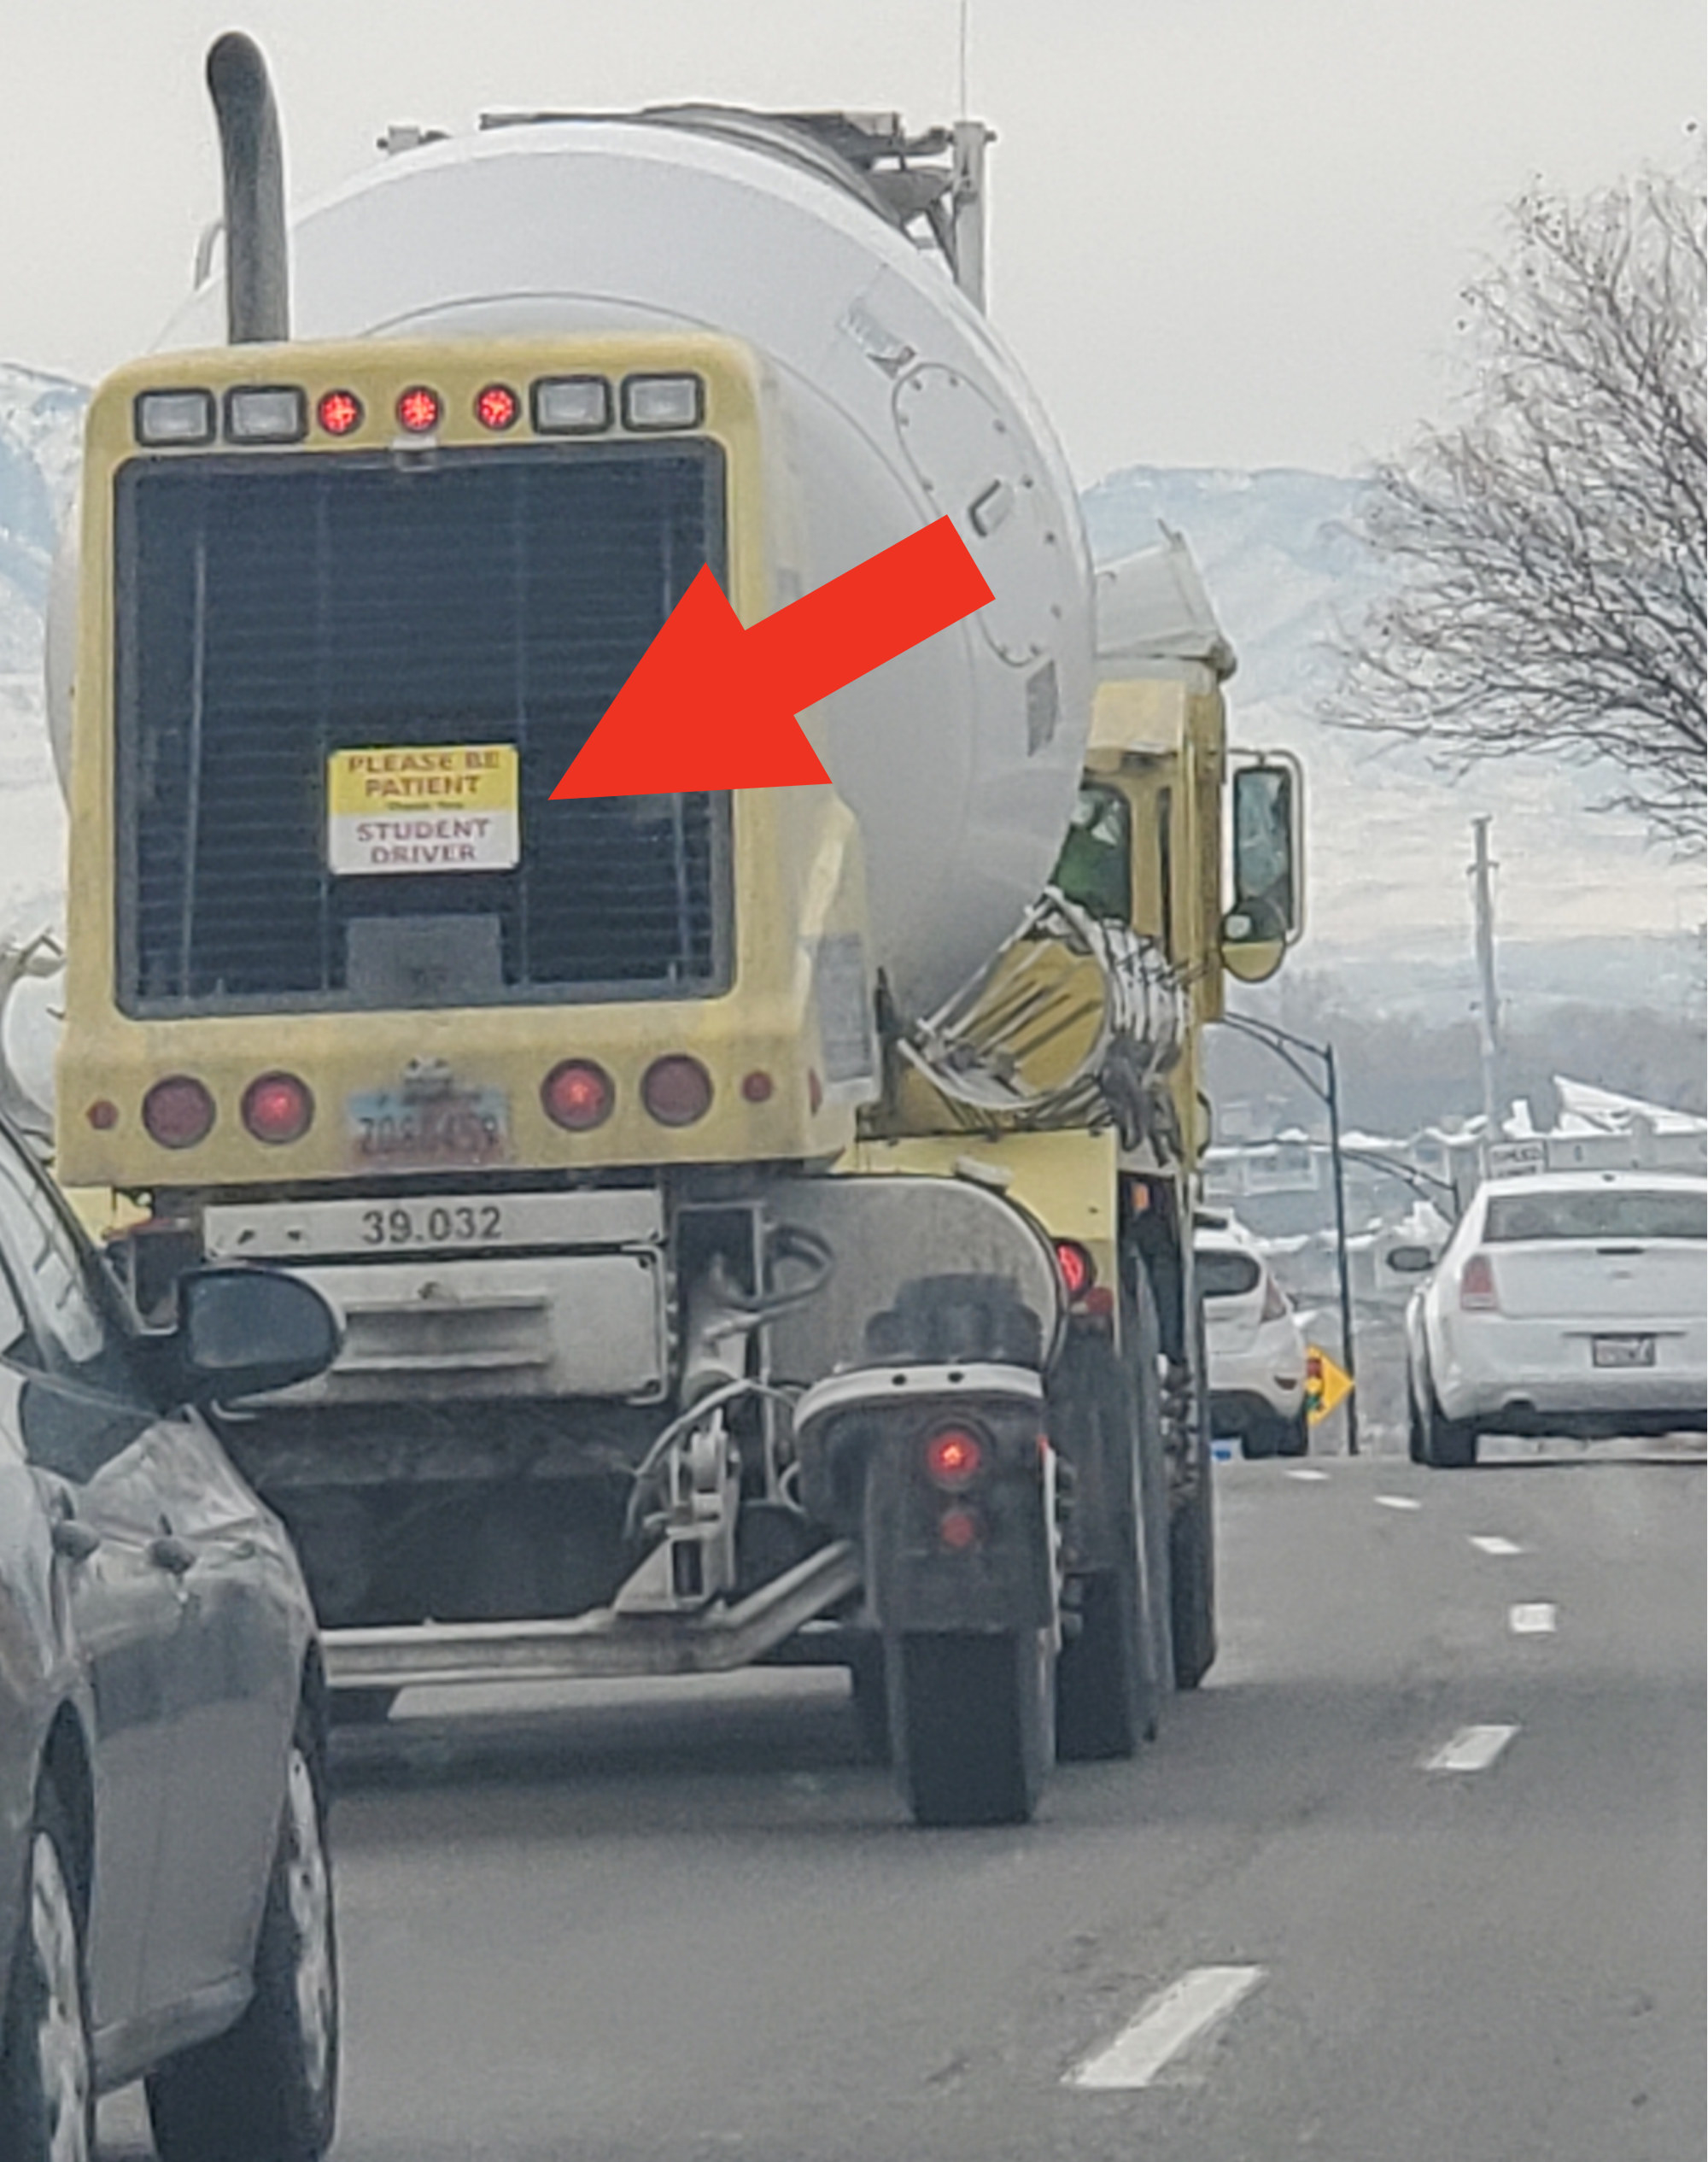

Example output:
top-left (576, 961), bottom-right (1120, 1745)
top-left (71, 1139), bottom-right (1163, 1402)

top-left (1459, 1251), bottom-right (1500, 1311)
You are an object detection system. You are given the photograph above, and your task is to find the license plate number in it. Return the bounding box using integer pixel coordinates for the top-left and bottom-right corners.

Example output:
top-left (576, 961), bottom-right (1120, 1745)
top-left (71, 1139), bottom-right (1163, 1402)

top-left (348, 1088), bottom-right (509, 1169)
top-left (1592, 1334), bottom-right (1655, 1368)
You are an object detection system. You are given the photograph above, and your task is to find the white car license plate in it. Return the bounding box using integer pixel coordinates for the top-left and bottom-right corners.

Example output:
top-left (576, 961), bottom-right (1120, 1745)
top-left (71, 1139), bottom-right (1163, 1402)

top-left (348, 1087), bottom-right (509, 1169)
top-left (1592, 1334), bottom-right (1656, 1368)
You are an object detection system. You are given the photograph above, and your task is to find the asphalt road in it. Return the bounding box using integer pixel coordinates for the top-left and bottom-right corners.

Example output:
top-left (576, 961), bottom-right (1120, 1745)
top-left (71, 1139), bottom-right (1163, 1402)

top-left (101, 1434), bottom-right (1705, 2162)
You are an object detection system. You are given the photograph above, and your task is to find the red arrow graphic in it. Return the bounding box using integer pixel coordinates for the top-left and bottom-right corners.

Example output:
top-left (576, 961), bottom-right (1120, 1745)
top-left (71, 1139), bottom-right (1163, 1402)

top-left (551, 516), bottom-right (994, 800)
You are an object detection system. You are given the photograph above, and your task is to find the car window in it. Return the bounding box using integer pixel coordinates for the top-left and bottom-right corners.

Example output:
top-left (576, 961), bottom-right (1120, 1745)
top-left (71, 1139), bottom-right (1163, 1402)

top-left (1197, 1248), bottom-right (1262, 1298)
top-left (0, 1139), bottom-right (138, 1399)
top-left (0, 1254), bottom-right (31, 1365)
top-left (1483, 1187), bottom-right (1708, 1244)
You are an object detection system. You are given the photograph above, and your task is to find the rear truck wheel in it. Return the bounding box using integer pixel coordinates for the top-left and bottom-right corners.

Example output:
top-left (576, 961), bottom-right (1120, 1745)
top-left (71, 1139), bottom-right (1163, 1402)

top-left (0, 1778), bottom-right (95, 2162)
top-left (887, 1628), bottom-right (1054, 1827)
top-left (147, 1707), bottom-right (339, 2162)
top-left (1055, 1263), bottom-right (1164, 1761)
top-left (1168, 1294), bottom-right (1218, 1691)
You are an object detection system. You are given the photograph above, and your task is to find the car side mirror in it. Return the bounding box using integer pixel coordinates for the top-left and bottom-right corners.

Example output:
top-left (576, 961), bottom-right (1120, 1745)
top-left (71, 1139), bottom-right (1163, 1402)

top-left (176, 1267), bottom-right (341, 1403)
top-left (1385, 1244), bottom-right (1437, 1275)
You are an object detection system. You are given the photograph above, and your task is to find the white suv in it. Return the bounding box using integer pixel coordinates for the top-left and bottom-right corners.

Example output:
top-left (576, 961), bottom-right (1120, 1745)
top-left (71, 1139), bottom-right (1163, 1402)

top-left (1196, 1218), bottom-right (1309, 1458)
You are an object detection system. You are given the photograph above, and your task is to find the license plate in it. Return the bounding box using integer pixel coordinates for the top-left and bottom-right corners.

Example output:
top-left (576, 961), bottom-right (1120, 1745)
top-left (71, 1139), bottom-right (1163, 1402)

top-left (348, 1087), bottom-right (509, 1169)
top-left (1592, 1334), bottom-right (1656, 1368)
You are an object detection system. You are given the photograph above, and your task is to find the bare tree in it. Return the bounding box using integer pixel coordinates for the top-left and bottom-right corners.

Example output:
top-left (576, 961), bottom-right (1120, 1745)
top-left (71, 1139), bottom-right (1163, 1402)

top-left (1327, 168), bottom-right (1706, 851)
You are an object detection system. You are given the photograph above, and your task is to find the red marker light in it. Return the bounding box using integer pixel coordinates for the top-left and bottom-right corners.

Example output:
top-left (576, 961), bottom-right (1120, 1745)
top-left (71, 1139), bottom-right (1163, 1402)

top-left (241, 1071), bottom-right (314, 1145)
top-left (641, 1056), bottom-right (713, 1128)
top-left (1054, 1239), bottom-right (1095, 1299)
top-left (475, 383), bottom-right (520, 431)
top-left (924, 1427), bottom-right (985, 1491)
top-left (143, 1075), bottom-right (215, 1151)
top-left (541, 1060), bottom-right (615, 1133)
top-left (740, 1070), bottom-right (775, 1104)
top-left (86, 1099), bottom-right (119, 1132)
top-left (317, 389), bottom-right (363, 437)
top-left (396, 386), bottom-right (442, 434)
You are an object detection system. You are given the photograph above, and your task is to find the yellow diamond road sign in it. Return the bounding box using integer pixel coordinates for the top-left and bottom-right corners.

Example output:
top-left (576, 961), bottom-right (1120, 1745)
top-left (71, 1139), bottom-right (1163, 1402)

top-left (1306, 1345), bottom-right (1354, 1426)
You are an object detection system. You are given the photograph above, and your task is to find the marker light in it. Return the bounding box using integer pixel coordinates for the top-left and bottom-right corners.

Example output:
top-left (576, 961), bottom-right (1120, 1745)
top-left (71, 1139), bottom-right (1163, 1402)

top-left (740, 1070), bottom-right (775, 1104)
top-left (225, 386), bottom-right (307, 443)
top-left (241, 1071), bottom-right (314, 1145)
top-left (924, 1427), bottom-right (985, 1491)
top-left (317, 389), bottom-right (364, 437)
top-left (531, 376), bottom-right (611, 435)
top-left (395, 385), bottom-right (442, 434)
top-left (86, 1100), bottom-right (119, 1132)
top-left (622, 373), bottom-right (704, 431)
top-left (541, 1059), bottom-right (615, 1133)
top-left (143, 1075), bottom-right (215, 1150)
top-left (135, 390), bottom-right (216, 447)
top-left (641, 1055), bottom-right (713, 1128)
top-left (1054, 1239), bottom-right (1095, 1299)
top-left (475, 383), bottom-right (521, 432)
top-left (1459, 1251), bottom-right (1500, 1311)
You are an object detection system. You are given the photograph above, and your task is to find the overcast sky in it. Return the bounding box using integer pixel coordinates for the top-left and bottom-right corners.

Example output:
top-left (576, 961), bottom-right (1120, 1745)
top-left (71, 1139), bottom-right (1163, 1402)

top-left (3, 0), bottom-right (1699, 481)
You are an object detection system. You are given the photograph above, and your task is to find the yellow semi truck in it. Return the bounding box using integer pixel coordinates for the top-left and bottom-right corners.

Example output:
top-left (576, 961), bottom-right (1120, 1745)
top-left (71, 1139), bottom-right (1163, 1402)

top-left (47, 37), bottom-right (1299, 1824)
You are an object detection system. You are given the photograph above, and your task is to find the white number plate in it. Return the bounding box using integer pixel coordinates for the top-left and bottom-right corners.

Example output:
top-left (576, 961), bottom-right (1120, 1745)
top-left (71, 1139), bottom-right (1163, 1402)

top-left (202, 1188), bottom-right (664, 1262)
top-left (1592, 1334), bottom-right (1656, 1369)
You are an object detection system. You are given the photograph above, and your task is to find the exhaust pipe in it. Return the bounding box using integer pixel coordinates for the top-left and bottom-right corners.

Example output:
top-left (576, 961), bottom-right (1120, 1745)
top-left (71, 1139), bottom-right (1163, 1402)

top-left (206, 31), bottom-right (290, 343)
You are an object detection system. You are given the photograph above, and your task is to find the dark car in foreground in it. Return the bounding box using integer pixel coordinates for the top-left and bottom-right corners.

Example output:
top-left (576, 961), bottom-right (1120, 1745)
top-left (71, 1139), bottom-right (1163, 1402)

top-left (0, 1114), bottom-right (342, 2161)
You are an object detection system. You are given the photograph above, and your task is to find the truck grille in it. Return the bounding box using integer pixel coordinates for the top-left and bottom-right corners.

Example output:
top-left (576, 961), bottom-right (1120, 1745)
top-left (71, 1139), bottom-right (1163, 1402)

top-left (114, 443), bottom-right (729, 1013)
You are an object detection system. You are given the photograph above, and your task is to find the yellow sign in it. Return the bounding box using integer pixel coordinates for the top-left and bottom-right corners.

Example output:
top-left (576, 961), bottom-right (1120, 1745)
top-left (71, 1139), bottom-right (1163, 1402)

top-left (1305, 1345), bottom-right (1354, 1426)
top-left (327, 744), bottom-right (518, 876)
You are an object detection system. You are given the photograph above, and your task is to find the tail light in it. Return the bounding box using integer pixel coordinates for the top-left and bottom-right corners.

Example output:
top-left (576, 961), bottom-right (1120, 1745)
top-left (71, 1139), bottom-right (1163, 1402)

top-left (923, 1426), bottom-right (985, 1491)
top-left (1459, 1251), bottom-right (1500, 1311)
top-left (641, 1056), bottom-right (713, 1128)
top-left (316, 389), bottom-right (364, 437)
top-left (938, 1507), bottom-right (985, 1552)
top-left (475, 383), bottom-right (520, 431)
top-left (241, 1071), bottom-right (314, 1145)
top-left (1054, 1239), bottom-right (1094, 1300)
top-left (541, 1059), bottom-right (614, 1132)
top-left (395, 385), bottom-right (442, 434)
top-left (143, 1075), bottom-right (215, 1150)
top-left (1261, 1273), bottom-right (1289, 1322)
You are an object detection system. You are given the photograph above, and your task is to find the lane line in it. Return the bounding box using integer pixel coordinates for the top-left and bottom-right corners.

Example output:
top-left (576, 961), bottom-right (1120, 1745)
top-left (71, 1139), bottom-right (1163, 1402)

top-left (1374, 1493), bottom-right (1423, 1511)
top-left (1286, 1468), bottom-right (1330, 1482)
top-left (1068, 1966), bottom-right (1266, 2089)
top-left (1424, 1724), bottom-right (1519, 1772)
top-left (1509, 1602), bottom-right (1558, 1634)
top-left (1469, 1534), bottom-right (1524, 1556)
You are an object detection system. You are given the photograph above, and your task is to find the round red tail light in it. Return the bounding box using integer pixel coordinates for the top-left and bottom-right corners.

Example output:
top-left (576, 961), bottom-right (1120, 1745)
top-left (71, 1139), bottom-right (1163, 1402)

top-left (1054, 1239), bottom-right (1095, 1299)
top-left (475, 383), bottom-right (520, 431)
top-left (395, 385), bottom-right (442, 434)
top-left (541, 1059), bottom-right (614, 1132)
top-left (143, 1075), bottom-right (215, 1151)
top-left (641, 1055), bottom-right (713, 1128)
top-left (938, 1506), bottom-right (984, 1551)
top-left (316, 389), bottom-right (363, 437)
top-left (242, 1071), bottom-right (314, 1145)
top-left (924, 1427), bottom-right (985, 1491)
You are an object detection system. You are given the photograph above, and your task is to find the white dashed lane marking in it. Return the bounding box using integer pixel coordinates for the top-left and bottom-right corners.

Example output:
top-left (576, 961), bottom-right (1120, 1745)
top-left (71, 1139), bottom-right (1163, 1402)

top-left (1286, 1468), bottom-right (1331, 1482)
top-left (1068, 1966), bottom-right (1267, 2090)
top-left (1469, 1535), bottom-right (1524, 1556)
top-left (1509, 1602), bottom-right (1558, 1634)
top-left (1374, 1493), bottom-right (1423, 1511)
top-left (1424, 1724), bottom-right (1520, 1773)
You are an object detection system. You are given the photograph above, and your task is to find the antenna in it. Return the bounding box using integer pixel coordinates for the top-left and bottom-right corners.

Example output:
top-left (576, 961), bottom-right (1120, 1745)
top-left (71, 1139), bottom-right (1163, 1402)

top-left (957, 0), bottom-right (971, 119)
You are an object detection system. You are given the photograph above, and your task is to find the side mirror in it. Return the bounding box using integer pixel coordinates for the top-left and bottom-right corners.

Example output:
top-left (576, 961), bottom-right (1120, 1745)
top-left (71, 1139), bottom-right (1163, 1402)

top-left (1384, 1244), bottom-right (1437, 1276)
top-left (1224, 758), bottom-right (1302, 981)
top-left (176, 1267), bottom-right (341, 1403)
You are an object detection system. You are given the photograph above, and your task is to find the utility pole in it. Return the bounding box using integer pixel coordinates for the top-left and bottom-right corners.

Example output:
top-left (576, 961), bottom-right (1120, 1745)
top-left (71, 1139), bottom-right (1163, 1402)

top-left (1469, 817), bottom-right (1501, 1146)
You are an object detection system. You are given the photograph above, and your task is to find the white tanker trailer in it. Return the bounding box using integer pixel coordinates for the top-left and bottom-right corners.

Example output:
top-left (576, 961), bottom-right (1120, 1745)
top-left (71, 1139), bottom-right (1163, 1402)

top-left (49, 36), bottom-right (1301, 1825)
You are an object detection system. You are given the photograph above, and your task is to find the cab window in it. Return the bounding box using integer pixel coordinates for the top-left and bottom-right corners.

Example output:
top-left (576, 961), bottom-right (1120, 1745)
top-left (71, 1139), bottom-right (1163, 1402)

top-left (1053, 784), bottom-right (1132, 922)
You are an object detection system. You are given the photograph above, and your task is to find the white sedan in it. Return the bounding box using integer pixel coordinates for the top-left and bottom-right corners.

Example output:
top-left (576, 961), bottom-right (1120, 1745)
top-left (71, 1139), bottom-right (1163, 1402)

top-left (1402, 1169), bottom-right (1707, 1467)
top-left (1197, 1221), bottom-right (1310, 1457)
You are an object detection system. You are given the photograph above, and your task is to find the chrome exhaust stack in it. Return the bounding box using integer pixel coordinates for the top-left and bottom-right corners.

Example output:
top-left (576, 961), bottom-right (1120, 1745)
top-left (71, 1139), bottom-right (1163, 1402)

top-left (206, 31), bottom-right (290, 343)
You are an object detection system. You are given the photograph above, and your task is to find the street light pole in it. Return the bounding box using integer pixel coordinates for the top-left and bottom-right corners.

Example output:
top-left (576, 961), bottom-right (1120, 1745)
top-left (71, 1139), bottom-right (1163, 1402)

top-left (1214, 1011), bottom-right (1360, 1456)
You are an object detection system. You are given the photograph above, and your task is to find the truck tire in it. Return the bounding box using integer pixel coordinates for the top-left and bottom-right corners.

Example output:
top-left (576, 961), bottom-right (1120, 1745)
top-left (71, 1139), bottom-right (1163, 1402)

top-left (1239, 1420), bottom-right (1278, 1461)
top-left (1168, 1296), bottom-right (1218, 1691)
top-left (888, 1628), bottom-right (1053, 1827)
top-left (0, 1777), bottom-right (96, 2162)
top-left (147, 1708), bottom-right (339, 2162)
top-left (1277, 1409), bottom-right (1310, 1458)
top-left (1056, 1268), bottom-right (1164, 1761)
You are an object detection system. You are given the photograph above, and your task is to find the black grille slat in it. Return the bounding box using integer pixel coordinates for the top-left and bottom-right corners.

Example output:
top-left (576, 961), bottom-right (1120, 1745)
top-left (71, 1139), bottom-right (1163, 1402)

top-left (115, 444), bottom-right (729, 1013)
